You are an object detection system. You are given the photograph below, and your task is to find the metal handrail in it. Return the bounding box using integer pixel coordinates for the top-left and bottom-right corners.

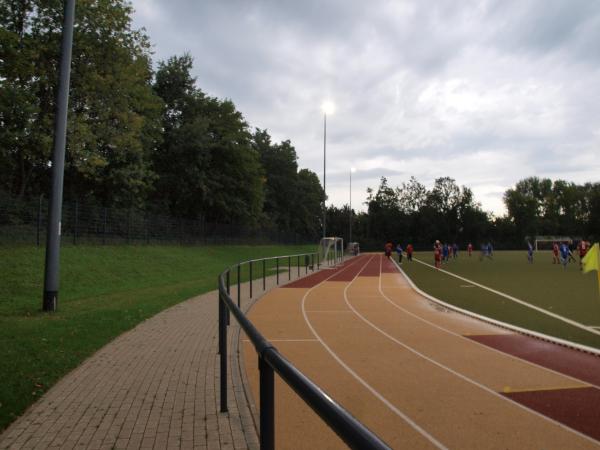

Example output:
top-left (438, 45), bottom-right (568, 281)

top-left (217, 252), bottom-right (390, 450)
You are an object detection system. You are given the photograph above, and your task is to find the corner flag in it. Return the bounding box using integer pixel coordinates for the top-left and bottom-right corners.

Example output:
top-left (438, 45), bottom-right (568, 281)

top-left (582, 243), bottom-right (600, 294)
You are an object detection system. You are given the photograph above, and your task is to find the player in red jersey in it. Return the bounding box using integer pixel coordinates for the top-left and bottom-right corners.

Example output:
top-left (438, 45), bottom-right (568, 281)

top-left (434, 240), bottom-right (442, 268)
top-left (467, 242), bottom-right (473, 257)
top-left (552, 242), bottom-right (560, 264)
top-left (384, 242), bottom-right (393, 259)
top-left (578, 240), bottom-right (588, 269)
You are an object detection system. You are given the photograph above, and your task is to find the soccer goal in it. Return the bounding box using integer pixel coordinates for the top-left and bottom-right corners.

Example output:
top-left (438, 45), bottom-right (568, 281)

top-left (533, 236), bottom-right (574, 251)
top-left (319, 237), bottom-right (344, 266)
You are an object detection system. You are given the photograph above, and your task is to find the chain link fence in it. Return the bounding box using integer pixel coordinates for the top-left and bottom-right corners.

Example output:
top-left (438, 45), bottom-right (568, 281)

top-left (0, 192), bottom-right (309, 246)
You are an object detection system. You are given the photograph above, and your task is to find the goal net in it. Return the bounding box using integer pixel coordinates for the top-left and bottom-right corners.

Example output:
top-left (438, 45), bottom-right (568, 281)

top-left (533, 236), bottom-right (574, 251)
top-left (319, 237), bottom-right (344, 266)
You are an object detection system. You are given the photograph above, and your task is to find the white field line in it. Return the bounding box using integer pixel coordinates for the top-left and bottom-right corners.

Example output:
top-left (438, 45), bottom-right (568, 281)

top-left (381, 259), bottom-right (600, 390)
top-left (301, 255), bottom-right (448, 450)
top-left (341, 256), bottom-right (599, 446)
top-left (394, 260), bottom-right (600, 357)
top-left (413, 257), bottom-right (600, 337)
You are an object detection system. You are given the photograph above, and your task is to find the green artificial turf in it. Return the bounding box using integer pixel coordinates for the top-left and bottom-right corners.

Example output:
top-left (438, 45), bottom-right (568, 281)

top-left (400, 250), bottom-right (600, 350)
top-left (0, 244), bottom-right (315, 432)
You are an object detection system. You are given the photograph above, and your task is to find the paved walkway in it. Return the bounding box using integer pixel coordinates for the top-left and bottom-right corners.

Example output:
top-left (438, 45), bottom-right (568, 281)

top-left (0, 264), bottom-right (319, 450)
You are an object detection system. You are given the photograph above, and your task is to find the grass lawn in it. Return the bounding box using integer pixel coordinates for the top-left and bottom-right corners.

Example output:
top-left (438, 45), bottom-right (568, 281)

top-left (400, 250), bottom-right (600, 350)
top-left (0, 244), bottom-right (315, 432)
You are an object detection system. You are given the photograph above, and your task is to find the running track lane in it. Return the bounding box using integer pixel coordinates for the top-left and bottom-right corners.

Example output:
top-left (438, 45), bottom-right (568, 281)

top-left (243, 254), bottom-right (600, 448)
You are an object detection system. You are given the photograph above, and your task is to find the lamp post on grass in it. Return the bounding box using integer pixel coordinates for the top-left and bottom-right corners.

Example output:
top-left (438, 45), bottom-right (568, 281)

top-left (43, 0), bottom-right (76, 312)
top-left (321, 101), bottom-right (335, 239)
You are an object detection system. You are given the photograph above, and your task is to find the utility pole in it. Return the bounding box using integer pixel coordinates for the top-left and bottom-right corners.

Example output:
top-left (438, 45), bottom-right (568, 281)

top-left (43, 0), bottom-right (76, 312)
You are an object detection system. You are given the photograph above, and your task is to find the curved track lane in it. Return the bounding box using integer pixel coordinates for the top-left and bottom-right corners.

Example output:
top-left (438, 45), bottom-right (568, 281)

top-left (242, 254), bottom-right (600, 449)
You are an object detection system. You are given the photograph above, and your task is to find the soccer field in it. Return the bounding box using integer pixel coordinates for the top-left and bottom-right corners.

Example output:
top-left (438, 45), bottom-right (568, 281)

top-left (400, 250), bottom-right (600, 350)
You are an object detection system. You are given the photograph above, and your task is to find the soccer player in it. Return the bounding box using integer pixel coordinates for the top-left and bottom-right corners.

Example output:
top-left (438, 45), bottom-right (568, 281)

top-left (452, 243), bottom-right (458, 259)
top-left (578, 240), bottom-right (588, 269)
top-left (396, 243), bottom-right (403, 263)
top-left (434, 242), bottom-right (442, 268)
top-left (384, 242), bottom-right (393, 259)
top-left (559, 242), bottom-right (569, 269)
top-left (486, 242), bottom-right (494, 259)
top-left (406, 243), bottom-right (413, 262)
top-left (467, 242), bottom-right (473, 257)
top-left (442, 243), bottom-right (449, 263)
top-left (552, 242), bottom-right (560, 264)
top-left (527, 241), bottom-right (534, 264)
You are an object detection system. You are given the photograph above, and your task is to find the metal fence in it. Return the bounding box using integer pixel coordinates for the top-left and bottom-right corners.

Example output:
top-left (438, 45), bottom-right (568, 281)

top-left (0, 192), bottom-right (309, 246)
top-left (217, 252), bottom-right (390, 450)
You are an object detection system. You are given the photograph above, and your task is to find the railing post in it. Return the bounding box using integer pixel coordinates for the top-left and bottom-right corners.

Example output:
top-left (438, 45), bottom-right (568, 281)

top-left (218, 289), bottom-right (228, 412)
top-left (263, 258), bottom-right (266, 291)
top-left (237, 263), bottom-right (241, 307)
top-left (297, 255), bottom-right (300, 277)
top-left (317, 253), bottom-right (320, 269)
top-left (288, 256), bottom-right (291, 280)
top-left (226, 270), bottom-right (230, 326)
top-left (276, 258), bottom-right (279, 285)
top-left (226, 270), bottom-right (230, 295)
top-left (259, 355), bottom-right (275, 450)
top-left (250, 261), bottom-right (253, 298)
top-left (305, 255), bottom-right (308, 274)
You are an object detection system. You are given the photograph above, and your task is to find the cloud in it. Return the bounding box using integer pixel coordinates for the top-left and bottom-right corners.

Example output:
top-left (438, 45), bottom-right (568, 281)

top-left (130, 0), bottom-right (600, 215)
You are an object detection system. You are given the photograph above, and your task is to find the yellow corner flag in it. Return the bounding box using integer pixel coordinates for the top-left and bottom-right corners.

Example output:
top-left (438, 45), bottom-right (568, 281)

top-left (582, 243), bottom-right (600, 294)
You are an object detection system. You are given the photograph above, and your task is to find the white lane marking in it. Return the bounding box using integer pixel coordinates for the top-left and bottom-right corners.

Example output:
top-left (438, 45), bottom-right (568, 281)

top-left (413, 257), bottom-right (600, 337)
top-left (381, 259), bottom-right (600, 391)
top-left (302, 255), bottom-right (448, 450)
top-left (305, 310), bottom-right (352, 313)
top-left (460, 284), bottom-right (475, 288)
top-left (341, 256), bottom-right (600, 445)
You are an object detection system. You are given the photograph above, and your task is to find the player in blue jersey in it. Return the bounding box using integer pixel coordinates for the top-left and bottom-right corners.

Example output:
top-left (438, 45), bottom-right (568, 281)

top-left (527, 241), bottom-right (534, 263)
top-left (559, 242), bottom-right (569, 269)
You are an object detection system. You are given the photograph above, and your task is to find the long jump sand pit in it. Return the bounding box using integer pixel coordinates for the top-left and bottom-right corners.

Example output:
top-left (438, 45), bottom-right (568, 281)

top-left (242, 254), bottom-right (600, 449)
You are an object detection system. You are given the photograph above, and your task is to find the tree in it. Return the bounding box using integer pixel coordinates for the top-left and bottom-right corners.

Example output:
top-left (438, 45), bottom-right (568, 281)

top-left (152, 55), bottom-right (264, 224)
top-left (365, 177), bottom-right (408, 243)
top-left (397, 176), bottom-right (427, 213)
top-left (253, 129), bottom-right (299, 231)
top-left (293, 169), bottom-right (324, 238)
top-left (0, 0), bottom-right (163, 206)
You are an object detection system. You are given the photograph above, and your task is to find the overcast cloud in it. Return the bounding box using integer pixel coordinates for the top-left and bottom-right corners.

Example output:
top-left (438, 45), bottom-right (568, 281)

top-left (131, 0), bottom-right (600, 215)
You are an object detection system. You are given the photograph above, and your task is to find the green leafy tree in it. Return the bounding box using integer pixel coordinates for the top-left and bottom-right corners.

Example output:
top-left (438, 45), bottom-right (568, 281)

top-left (0, 0), bottom-right (162, 205)
top-left (294, 168), bottom-right (324, 238)
top-left (152, 54), bottom-right (264, 224)
top-left (253, 129), bottom-right (299, 231)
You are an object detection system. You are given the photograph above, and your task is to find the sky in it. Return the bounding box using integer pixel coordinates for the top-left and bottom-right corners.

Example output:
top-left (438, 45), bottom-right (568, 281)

top-left (131, 0), bottom-right (600, 216)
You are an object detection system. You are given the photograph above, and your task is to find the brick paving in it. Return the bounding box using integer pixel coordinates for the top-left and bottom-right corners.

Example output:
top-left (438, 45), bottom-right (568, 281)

top-left (0, 263), bottom-right (320, 450)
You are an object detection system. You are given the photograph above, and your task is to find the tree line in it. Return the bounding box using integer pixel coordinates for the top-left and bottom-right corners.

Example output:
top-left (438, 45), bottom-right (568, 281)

top-left (2, 1), bottom-right (598, 247)
top-left (0, 0), bottom-right (324, 238)
top-left (325, 176), bottom-right (600, 250)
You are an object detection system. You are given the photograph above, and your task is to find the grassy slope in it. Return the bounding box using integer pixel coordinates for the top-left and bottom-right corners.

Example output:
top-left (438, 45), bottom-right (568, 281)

top-left (0, 244), bottom-right (314, 431)
top-left (400, 250), bottom-right (600, 349)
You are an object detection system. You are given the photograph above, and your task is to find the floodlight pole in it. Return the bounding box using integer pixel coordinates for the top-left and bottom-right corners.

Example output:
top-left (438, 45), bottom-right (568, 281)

top-left (43, 0), bottom-right (76, 312)
top-left (349, 169), bottom-right (352, 244)
top-left (323, 112), bottom-right (327, 239)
